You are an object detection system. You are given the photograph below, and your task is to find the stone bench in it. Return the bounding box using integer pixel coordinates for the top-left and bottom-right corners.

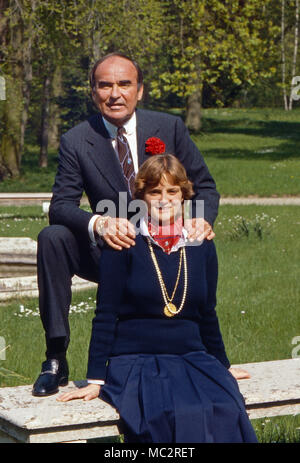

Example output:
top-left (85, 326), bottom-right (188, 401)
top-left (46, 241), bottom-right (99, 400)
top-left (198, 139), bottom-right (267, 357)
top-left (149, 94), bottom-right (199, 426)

top-left (0, 237), bottom-right (97, 301)
top-left (0, 358), bottom-right (299, 443)
top-left (0, 193), bottom-right (89, 206)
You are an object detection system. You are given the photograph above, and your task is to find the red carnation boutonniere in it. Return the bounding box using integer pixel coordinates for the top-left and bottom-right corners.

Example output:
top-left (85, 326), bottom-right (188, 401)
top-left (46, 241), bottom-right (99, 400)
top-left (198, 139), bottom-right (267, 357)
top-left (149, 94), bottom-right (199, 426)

top-left (145, 137), bottom-right (166, 155)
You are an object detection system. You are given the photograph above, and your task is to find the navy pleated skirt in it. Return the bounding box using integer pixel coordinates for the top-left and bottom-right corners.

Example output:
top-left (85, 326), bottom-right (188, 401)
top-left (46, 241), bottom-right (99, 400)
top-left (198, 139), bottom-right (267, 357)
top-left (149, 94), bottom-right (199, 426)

top-left (99, 350), bottom-right (257, 443)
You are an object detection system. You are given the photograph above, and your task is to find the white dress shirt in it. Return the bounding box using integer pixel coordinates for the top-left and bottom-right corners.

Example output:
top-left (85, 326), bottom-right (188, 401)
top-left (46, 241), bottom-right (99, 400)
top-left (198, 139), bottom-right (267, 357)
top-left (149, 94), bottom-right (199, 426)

top-left (88, 113), bottom-right (139, 244)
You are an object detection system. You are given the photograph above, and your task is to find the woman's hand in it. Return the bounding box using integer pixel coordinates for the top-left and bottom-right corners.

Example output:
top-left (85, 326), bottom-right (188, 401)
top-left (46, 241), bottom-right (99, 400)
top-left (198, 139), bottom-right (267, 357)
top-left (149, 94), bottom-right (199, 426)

top-left (56, 384), bottom-right (101, 402)
top-left (229, 367), bottom-right (251, 380)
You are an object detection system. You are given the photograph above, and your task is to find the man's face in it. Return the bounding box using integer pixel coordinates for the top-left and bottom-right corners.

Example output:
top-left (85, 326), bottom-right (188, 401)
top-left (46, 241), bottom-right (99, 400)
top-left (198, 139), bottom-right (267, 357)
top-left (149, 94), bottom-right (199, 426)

top-left (92, 56), bottom-right (144, 127)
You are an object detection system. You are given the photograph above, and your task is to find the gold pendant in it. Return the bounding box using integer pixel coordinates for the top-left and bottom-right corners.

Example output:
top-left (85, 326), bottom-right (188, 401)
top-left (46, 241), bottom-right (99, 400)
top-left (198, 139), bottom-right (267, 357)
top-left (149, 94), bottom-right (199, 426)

top-left (164, 303), bottom-right (177, 317)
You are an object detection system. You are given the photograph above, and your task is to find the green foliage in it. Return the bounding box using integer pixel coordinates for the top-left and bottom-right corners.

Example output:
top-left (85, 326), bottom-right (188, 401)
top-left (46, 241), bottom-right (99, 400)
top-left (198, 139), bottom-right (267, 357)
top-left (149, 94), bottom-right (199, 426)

top-left (1, 0), bottom-right (300, 177)
top-left (223, 213), bottom-right (277, 241)
top-left (150, 0), bottom-right (280, 105)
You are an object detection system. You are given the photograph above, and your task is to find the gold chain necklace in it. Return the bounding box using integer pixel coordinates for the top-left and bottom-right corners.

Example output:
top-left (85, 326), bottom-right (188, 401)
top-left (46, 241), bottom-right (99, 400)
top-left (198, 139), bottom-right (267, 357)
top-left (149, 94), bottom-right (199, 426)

top-left (147, 237), bottom-right (188, 317)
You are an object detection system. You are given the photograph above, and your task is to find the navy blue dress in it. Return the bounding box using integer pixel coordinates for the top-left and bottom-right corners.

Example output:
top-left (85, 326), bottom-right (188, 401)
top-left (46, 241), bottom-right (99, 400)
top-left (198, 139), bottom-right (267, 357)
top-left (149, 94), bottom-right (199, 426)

top-left (87, 235), bottom-right (257, 443)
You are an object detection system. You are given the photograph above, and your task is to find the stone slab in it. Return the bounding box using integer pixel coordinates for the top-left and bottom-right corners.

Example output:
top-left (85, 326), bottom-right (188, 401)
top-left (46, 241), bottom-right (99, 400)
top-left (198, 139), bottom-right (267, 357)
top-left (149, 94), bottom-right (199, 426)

top-left (0, 193), bottom-right (89, 206)
top-left (245, 403), bottom-right (300, 420)
top-left (0, 275), bottom-right (97, 301)
top-left (0, 237), bottom-right (97, 300)
top-left (0, 382), bottom-right (119, 443)
top-left (233, 358), bottom-right (300, 406)
top-left (0, 237), bottom-right (37, 264)
top-left (0, 359), bottom-right (299, 442)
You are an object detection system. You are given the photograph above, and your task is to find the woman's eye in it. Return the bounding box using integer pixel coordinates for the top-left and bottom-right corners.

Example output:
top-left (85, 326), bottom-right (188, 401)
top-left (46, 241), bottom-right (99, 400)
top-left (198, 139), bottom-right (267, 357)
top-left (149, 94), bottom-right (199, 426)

top-left (149, 190), bottom-right (160, 195)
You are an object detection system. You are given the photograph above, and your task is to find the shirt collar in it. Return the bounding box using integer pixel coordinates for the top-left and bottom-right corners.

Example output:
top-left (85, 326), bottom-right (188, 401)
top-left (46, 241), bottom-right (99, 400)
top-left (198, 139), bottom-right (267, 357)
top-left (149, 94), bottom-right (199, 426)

top-left (139, 216), bottom-right (188, 254)
top-left (102, 112), bottom-right (137, 139)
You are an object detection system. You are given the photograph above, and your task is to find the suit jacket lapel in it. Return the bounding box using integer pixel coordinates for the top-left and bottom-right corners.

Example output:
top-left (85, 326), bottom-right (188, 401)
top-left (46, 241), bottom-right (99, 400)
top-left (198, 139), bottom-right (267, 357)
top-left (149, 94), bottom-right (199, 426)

top-left (85, 110), bottom-right (163, 194)
top-left (136, 109), bottom-right (160, 167)
top-left (85, 115), bottom-right (128, 194)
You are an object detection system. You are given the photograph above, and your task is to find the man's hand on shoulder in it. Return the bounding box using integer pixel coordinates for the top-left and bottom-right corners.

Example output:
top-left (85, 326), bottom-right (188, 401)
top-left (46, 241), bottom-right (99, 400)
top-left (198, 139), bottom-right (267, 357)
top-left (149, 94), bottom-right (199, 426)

top-left (185, 218), bottom-right (215, 242)
top-left (94, 216), bottom-right (136, 250)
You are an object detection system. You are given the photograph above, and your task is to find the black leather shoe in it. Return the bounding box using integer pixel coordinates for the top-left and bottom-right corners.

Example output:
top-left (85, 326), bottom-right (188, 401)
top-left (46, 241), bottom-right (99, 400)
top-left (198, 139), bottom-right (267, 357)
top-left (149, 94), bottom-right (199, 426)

top-left (32, 358), bottom-right (69, 397)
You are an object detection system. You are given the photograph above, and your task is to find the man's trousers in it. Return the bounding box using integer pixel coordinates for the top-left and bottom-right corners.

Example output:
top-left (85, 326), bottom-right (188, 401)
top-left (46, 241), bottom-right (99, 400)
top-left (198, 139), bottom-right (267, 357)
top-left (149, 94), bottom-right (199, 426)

top-left (37, 225), bottom-right (101, 359)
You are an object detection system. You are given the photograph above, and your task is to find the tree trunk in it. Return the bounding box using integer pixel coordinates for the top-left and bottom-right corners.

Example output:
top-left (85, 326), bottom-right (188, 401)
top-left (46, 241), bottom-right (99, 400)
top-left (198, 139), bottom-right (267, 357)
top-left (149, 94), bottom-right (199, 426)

top-left (289, 0), bottom-right (299, 110)
top-left (39, 74), bottom-right (51, 168)
top-left (0, 2), bottom-right (24, 179)
top-left (48, 64), bottom-right (62, 149)
top-left (185, 90), bottom-right (202, 132)
top-left (20, 39), bottom-right (33, 154)
top-left (91, 30), bottom-right (103, 61)
top-left (0, 74), bottom-right (23, 179)
top-left (281, 0), bottom-right (288, 110)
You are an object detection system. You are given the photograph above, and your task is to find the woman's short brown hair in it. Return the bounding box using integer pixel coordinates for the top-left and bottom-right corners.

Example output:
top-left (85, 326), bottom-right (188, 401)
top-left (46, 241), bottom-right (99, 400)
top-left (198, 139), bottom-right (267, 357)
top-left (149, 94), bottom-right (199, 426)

top-left (133, 154), bottom-right (194, 200)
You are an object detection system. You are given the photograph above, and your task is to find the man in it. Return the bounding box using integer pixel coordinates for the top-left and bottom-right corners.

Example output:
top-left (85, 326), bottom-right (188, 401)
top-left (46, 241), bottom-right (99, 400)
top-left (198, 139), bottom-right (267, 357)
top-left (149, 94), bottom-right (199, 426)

top-left (32, 52), bottom-right (219, 397)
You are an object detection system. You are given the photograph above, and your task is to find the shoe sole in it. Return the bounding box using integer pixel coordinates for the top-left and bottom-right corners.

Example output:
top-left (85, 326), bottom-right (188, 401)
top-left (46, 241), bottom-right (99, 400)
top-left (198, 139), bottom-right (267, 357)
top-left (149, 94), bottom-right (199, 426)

top-left (32, 377), bottom-right (69, 397)
top-left (32, 388), bottom-right (59, 397)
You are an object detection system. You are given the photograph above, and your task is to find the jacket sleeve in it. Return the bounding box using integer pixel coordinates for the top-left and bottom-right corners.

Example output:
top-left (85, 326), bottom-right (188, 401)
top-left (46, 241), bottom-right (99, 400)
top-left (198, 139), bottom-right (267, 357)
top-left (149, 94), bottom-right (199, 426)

top-left (173, 116), bottom-right (220, 227)
top-left (198, 241), bottom-right (230, 368)
top-left (49, 133), bottom-right (94, 239)
top-left (86, 246), bottom-right (129, 380)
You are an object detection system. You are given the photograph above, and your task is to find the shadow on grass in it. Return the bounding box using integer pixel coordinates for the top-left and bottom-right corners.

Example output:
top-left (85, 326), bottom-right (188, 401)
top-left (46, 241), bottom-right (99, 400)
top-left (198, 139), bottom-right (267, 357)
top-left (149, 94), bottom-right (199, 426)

top-left (199, 117), bottom-right (300, 161)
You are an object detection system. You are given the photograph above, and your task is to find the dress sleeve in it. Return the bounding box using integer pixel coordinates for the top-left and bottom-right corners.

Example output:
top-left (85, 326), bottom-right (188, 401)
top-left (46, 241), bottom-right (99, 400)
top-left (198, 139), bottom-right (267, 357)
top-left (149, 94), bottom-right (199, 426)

top-left (198, 241), bottom-right (231, 368)
top-left (86, 246), bottom-right (129, 380)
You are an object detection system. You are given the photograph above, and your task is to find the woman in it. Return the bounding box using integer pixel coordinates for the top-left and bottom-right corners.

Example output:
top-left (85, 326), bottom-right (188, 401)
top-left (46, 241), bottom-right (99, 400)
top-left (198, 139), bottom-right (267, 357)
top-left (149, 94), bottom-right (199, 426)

top-left (58, 154), bottom-right (257, 443)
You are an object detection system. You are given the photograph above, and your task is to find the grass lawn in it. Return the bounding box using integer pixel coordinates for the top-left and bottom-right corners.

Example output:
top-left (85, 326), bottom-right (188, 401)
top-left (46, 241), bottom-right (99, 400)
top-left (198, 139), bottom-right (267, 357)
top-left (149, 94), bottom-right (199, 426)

top-left (194, 108), bottom-right (300, 197)
top-left (0, 108), bottom-right (299, 197)
top-left (0, 204), bottom-right (299, 442)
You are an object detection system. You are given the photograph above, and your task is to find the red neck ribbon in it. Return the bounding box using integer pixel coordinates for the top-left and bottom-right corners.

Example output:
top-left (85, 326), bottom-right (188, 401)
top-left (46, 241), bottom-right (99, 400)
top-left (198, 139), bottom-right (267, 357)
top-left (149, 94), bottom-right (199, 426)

top-left (147, 216), bottom-right (183, 254)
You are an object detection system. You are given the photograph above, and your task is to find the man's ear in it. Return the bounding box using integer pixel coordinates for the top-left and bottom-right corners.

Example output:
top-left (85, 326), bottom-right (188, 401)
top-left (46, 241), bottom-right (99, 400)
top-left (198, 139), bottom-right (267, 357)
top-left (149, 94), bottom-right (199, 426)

top-left (137, 84), bottom-right (144, 101)
top-left (91, 90), bottom-right (99, 110)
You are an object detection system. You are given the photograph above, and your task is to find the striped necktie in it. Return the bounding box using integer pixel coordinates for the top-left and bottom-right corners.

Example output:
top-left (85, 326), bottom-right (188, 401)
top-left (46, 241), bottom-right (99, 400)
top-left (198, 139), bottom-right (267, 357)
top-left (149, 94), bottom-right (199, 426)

top-left (117, 127), bottom-right (135, 195)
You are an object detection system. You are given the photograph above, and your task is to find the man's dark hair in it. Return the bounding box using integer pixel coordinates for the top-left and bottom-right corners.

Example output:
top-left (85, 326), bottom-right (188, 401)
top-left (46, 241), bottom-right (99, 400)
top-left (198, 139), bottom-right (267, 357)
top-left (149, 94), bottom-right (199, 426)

top-left (89, 52), bottom-right (143, 90)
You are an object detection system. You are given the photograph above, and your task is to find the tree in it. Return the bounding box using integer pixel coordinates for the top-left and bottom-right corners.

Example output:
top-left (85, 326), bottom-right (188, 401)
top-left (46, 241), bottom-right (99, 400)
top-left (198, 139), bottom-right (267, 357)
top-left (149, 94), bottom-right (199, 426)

top-left (280, 0), bottom-right (300, 110)
top-left (150, 0), bottom-right (280, 130)
top-left (289, 0), bottom-right (299, 109)
top-left (282, 0), bottom-right (289, 109)
top-left (0, 0), bottom-right (28, 179)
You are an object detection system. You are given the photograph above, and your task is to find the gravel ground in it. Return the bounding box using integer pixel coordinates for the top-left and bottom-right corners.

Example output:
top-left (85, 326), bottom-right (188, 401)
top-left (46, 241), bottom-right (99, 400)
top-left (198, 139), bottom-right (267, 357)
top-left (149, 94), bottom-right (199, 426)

top-left (0, 193), bottom-right (300, 206)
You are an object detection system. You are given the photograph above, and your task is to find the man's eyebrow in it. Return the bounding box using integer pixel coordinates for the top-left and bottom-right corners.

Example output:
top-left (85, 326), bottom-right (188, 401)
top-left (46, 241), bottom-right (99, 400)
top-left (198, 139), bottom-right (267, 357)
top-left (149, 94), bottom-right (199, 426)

top-left (97, 79), bottom-right (133, 86)
top-left (97, 80), bottom-right (112, 86)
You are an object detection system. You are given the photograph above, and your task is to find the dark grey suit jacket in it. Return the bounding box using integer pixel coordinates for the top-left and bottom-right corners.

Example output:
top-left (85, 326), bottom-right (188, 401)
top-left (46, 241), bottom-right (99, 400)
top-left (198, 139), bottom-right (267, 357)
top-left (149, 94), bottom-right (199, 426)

top-left (49, 109), bottom-right (220, 240)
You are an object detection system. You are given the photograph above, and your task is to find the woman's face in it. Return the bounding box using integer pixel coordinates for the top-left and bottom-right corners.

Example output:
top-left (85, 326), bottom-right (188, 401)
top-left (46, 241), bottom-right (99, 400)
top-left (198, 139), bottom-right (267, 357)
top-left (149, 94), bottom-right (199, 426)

top-left (144, 174), bottom-right (183, 225)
